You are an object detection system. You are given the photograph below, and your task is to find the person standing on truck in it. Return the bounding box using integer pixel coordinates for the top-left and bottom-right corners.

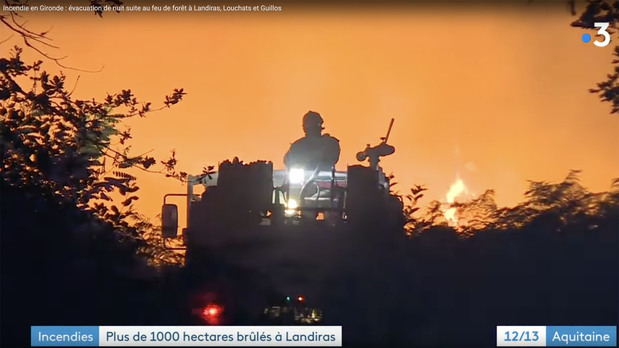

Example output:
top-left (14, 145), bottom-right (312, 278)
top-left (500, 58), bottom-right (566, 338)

top-left (284, 111), bottom-right (341, 172)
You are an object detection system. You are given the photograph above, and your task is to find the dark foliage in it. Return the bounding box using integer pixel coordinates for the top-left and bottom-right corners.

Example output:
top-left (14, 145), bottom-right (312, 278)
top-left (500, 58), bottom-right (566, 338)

top-left (330, 171), bottom-right (618, 346)
top-left (0, 18), bottom-right (189, 343)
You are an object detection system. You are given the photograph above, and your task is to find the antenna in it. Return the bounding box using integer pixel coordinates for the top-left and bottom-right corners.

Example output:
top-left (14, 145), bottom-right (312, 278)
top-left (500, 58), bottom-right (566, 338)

top-left (382, 118), bottom-right (394, 143)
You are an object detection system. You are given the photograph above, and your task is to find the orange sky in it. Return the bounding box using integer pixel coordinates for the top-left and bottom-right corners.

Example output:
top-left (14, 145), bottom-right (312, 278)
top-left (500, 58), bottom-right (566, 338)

top-left (5, 1), bottom-right (619, 225)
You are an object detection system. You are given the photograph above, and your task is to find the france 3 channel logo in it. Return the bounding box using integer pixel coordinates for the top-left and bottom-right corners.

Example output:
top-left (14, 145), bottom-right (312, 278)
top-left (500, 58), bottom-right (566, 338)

top-left (497, 326), bottom-right (617, 347)
top-left (582, 22), bottom-right (611, 47)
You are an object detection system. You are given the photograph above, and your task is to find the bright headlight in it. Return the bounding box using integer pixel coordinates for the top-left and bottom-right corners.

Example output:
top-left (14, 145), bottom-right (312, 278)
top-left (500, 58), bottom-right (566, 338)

top-left (287, 199), bottom-right (298, 209)
top-left (288, 168), bottom-right (305, 184)
top-left (285, 198), bottom-right (298, 216)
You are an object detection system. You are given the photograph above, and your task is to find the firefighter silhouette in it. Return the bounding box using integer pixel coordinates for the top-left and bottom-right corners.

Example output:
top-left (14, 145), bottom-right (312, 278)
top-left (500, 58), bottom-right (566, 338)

top-left (284, 111), bottom-right (340, 172)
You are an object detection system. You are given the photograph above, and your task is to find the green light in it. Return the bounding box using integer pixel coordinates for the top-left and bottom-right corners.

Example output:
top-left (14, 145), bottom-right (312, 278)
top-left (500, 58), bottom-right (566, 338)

top-left (286, 296), bottom-right (290, 302)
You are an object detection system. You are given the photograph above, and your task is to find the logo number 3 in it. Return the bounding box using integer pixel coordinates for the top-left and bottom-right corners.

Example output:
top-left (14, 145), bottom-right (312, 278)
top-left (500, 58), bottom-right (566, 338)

top-left (594, 22), bottom-right (611, 47)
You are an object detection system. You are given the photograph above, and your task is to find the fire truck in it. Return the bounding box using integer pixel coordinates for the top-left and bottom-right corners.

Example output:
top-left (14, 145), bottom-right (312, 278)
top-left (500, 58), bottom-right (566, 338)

top-left (160, 119), bottom-right (404, 325)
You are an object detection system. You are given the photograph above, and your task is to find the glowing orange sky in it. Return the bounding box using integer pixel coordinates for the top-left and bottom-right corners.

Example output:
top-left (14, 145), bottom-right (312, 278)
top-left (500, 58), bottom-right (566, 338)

top-left (6, 2), bottom-right (619, 224)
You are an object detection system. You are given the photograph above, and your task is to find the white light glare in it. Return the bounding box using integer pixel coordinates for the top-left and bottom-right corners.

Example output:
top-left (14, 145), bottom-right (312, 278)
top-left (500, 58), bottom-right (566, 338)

top-left (289, 168), bottom-right (305, 184)
top-left (285, 198), bottom-right (298, 216)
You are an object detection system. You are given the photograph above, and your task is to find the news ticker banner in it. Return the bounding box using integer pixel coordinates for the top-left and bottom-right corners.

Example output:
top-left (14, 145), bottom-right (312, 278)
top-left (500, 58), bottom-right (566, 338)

top-left (31, 325), bottom-right (616, 347)
top-left (31, 326), bottom-right (342, 346)
top-left (497, 326), bottom-right (616, 347)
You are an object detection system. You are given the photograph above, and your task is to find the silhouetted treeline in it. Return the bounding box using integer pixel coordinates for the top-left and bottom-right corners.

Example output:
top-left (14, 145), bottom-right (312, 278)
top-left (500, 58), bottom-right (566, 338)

top-left (324, 172), bottom-right (618, 347)
top-left (2, 163), bottom-right (618, 347)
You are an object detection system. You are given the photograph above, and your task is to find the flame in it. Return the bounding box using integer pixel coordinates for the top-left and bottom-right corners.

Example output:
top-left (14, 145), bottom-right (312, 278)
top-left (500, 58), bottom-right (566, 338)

top-left (444, 177), bottom-right (468, 226)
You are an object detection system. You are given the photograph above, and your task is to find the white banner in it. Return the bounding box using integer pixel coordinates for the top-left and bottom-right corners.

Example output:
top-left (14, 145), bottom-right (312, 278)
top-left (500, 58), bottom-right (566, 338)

top-left (99, 326), bottom-right (342, 346)
top-left (497, 326), bottom-right (546, 347)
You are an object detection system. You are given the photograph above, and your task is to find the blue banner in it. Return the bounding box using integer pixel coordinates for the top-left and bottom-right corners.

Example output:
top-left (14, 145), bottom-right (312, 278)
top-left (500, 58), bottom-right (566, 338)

top-left (31, 326), bottom-right (98, 347)
top-left (546, 326), bottom-right (616, 347)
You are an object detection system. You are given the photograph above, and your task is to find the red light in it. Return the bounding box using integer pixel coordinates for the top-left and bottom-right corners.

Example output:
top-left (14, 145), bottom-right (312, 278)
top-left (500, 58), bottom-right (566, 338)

top-left (202, 304), bottom-right (222, 319)
top-left (298, 296), bottom-right (304, 302)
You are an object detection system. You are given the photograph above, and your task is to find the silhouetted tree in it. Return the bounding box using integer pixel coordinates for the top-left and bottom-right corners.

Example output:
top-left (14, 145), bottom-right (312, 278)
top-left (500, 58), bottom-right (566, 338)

top-left (0, 44), bottom-right (189, 259)
top-left (452, 189), bottom-right (498, 234)
top-left (0, 5), bottom-right (196, 345)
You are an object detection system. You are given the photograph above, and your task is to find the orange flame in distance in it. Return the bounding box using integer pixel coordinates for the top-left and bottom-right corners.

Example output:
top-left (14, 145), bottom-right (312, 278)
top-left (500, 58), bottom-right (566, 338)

top-left (443, 177), bottom-right (469, 227)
